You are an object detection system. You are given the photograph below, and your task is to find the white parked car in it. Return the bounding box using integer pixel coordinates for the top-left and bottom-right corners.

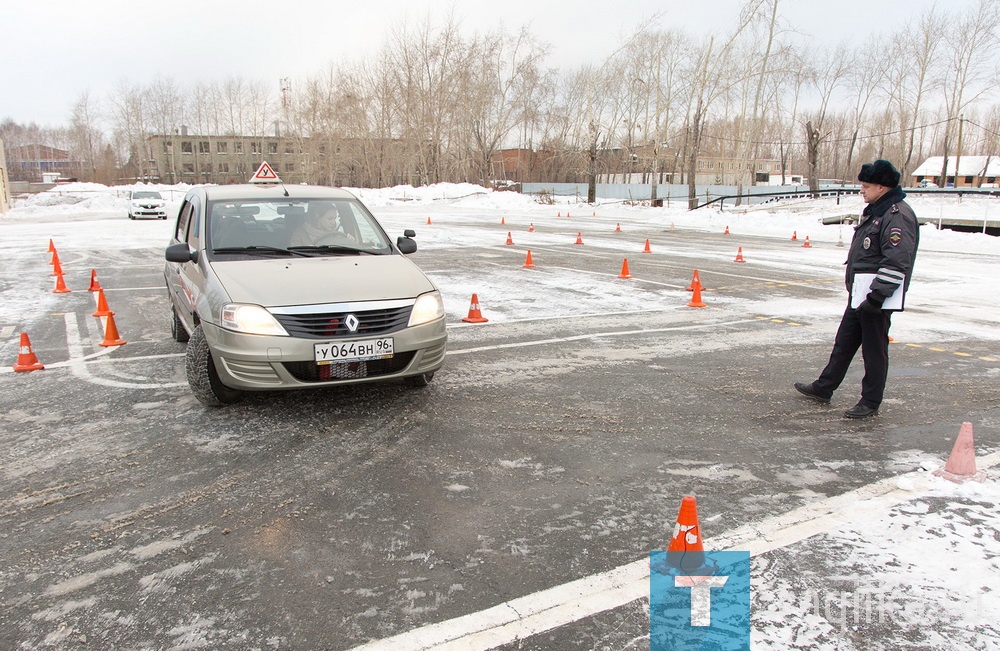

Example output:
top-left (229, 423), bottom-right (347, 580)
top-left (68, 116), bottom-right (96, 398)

top-left (128, 190), bottom-right (168, 219)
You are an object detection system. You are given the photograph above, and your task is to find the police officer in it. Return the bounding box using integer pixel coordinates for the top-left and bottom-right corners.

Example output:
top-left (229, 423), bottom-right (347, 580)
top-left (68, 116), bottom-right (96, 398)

top-left (795, 159), bottom-right (919, 419)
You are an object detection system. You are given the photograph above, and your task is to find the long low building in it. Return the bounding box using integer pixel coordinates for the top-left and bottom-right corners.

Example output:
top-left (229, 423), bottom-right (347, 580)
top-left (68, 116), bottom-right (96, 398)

top-left (911, 155), bottom-right (1000, 188)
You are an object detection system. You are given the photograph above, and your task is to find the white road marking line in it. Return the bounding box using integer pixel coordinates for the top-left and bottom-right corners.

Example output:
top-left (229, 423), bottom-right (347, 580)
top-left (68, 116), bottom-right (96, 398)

top-left (1, 325), bottom-right (15, 338)
top-left (62, 312), bottom-right (185, 389)
top-left (3, 316), bottom-right (764, 374)
top-left (349, 452), bottom-right (1000, 651)
top-left (446, 307), bottom-right (681, 329)
top-left (446, 320), bottom-right (760, 355)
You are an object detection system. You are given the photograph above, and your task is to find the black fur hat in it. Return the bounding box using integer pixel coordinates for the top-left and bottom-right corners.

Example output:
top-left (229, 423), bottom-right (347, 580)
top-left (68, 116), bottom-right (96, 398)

top-left (857, 159), bottom-right (901, 187)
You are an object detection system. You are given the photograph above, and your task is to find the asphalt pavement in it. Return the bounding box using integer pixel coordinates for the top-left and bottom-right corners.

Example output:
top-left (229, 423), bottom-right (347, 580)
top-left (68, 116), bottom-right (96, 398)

top-left (0, 207), bottom-right (996, 650)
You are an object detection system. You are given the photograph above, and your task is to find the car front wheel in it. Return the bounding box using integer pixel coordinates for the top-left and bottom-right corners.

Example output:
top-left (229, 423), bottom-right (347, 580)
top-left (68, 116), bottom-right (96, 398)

top-left (185, 325), bottom-right (243, 406)
top-left (404, 371), bottom-right (435, 388)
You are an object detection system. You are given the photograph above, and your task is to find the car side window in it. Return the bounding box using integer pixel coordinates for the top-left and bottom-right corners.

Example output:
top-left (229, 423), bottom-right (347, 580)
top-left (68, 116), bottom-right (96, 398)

top-left (175, 200), bottom-right (192, 242)
top-left (186, 197), bottom-right (202, 249)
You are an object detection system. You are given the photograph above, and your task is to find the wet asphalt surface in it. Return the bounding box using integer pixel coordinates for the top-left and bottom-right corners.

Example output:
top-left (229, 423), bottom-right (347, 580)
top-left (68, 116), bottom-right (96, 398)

top-left (0, 211), bottom-right (997, 650)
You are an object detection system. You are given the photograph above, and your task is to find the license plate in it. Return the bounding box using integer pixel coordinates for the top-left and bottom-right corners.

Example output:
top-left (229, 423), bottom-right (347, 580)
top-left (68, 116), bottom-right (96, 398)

top-left (314, 337), bottom-right (393, 364)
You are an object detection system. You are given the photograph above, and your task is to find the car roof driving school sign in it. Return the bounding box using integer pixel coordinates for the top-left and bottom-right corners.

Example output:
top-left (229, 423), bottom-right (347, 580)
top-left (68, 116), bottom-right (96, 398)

top-left (250, 161), bottom-right (281, 183)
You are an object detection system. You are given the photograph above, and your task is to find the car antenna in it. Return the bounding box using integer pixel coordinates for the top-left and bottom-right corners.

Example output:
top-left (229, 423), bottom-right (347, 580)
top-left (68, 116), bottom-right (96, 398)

top-left (279, 181), bottom-right (289, 197)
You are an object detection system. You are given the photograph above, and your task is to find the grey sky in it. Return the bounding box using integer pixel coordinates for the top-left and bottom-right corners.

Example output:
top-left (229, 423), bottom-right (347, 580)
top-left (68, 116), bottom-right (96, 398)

top-left (0, 0), bottom-right (973, 126)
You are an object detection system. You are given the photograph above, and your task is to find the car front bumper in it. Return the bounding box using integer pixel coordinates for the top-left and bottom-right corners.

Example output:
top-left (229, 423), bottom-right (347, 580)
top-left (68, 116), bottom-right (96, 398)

top-left (200, 318), bottom-right (447, 390)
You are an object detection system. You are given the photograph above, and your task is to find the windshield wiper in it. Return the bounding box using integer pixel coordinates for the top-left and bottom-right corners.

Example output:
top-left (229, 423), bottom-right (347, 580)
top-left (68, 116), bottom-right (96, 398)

top-left (287, 244), bottom-right (377, 255)
top-left (212, 246), bottom-right (315, 258)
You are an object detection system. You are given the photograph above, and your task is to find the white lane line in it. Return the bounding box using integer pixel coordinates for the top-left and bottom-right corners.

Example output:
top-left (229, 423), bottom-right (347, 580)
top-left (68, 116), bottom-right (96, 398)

top-left (446, 320), bottom-right (758, 356)
top-left (62, 312), bottom-right (185, 389)
top-left (446, 307), bottom-right (682, 329)
top-left (349, 452), bottom-right (1000, 651)
top-left (1, 325), bottom-right (15, 338)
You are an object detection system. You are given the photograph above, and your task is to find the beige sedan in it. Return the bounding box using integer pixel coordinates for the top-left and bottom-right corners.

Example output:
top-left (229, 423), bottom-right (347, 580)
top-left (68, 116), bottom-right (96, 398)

top-left (164, 184), bottom-right (446, 406)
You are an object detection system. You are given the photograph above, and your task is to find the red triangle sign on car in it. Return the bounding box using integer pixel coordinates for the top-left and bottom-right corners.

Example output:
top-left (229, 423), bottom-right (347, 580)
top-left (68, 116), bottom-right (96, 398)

top-left (250, 161), bottom-right (281, 183)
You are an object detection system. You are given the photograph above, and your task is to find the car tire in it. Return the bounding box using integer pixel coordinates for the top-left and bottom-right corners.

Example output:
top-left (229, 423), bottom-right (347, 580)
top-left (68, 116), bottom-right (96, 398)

top-left (186, 325), bottom-right (243, 407)
top-left (404, 371), bottom-right (435, 388)
top-left (170, 306), bottom-right (190, 343)
top-left (128, 213), bottom-right (135, 220)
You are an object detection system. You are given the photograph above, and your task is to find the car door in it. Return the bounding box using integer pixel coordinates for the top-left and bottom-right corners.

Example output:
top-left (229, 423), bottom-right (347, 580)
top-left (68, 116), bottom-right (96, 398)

top-left (166, 194), bottom-right (205, 332)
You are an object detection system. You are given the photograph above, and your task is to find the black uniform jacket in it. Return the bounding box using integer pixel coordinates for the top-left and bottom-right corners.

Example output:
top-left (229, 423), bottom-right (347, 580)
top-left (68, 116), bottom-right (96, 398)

top-left (845, 186), bottom-right (919, 310)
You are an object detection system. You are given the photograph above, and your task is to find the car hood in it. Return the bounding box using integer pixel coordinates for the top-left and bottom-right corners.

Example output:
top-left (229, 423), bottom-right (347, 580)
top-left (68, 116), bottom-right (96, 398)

top-left (211, 255), bottom-right (435, 307)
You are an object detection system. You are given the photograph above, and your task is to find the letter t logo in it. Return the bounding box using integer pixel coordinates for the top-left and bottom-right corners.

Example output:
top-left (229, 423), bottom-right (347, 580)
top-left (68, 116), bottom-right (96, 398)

top-left (674, 576), bottom-right (729, 626)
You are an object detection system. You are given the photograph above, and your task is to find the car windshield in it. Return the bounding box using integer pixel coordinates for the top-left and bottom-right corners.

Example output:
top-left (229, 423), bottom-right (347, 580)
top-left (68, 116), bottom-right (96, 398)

top-left (207, 198), bottom-right (392, 256)
top-left (133, 191), bottom-right (162, 199)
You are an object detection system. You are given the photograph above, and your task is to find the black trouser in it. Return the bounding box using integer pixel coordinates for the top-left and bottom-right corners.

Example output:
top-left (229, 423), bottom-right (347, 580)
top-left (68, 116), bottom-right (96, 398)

top-left (813, 303), bottom-right (893, 407)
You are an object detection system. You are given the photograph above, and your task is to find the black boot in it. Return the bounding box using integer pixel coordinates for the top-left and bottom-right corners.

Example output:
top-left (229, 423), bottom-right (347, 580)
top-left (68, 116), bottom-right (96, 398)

top-left (794, 382), bottom-right (831, 404)
top-left (844, 402), bottom-right (878, 419)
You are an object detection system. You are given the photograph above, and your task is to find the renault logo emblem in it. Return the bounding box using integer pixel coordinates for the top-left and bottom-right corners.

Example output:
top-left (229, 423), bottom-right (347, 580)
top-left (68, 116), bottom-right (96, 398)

top-left (345, 314), bottom-right (359, 332)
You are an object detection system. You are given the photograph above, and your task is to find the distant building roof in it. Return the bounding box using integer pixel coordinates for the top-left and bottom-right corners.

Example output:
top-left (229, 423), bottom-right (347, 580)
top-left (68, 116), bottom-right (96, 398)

top-left (911, 155), bottom-right (1000, 177)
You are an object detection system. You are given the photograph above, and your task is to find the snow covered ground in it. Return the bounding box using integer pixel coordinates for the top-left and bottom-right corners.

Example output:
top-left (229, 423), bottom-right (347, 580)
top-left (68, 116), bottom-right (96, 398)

top-left (2, 182), bottom-right (998, 649)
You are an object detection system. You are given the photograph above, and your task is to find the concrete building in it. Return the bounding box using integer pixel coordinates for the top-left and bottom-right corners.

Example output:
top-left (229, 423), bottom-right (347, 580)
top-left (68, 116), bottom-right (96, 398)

top-left (4, 144), bottom-right (83, 182)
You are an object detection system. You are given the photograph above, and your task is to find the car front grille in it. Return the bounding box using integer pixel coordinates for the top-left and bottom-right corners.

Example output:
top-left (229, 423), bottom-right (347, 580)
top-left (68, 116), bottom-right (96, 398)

top-left (283, 351), bottom-right (415, 382)
top-left (273, 306), bottom-right (412, 339)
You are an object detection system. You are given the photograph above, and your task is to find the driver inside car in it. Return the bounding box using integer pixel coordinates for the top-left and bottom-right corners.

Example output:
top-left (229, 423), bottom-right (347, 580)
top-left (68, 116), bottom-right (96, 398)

top-left (290, 203), bottom-right (355, 246)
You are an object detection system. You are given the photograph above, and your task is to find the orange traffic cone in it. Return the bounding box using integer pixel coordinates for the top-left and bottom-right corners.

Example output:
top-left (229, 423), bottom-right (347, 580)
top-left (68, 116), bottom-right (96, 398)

top-left (47, 239), bottom-right (56, 253)
top-left (615, 223), bottom-right (621, 233)
top-left (802, 236), bottom-right (812, 248)
top-left (12, 332), bottom-right (45, 372)
top-left (523, 250), bottom-right (535, 269)
top-left (724, 225), bottom-right (730, 235)
top-left (618, 258), bottom-right (632, 279)
top-left (934, 422), bottom-right (986, 483)
top-left (53, 272), bottom-right (71, 294)
top-left (461, 293), bottom-right (489, 323)
top-left (88, 269), bottom-right (101, 292)
top-left (426, 216), bottom-right (432, 225)
top-left (528, 223), bottom-right (535, 232)
top-left (505, 232), bottom-right (514, 245)
top-left (686, 269), bottom-right (703, 292)
top-left (99, 313), bottom-right (126, 347)
top-left (501, 216), bottom-right (506, 225)
top-left (667, 495), bottom-right (705, 573)
top-left (643, 238), bottom-right (651, 253)
top-left (791, 230), bottom-right (798, 241)
top-left (734, 247), bottom-right (746, 263)
top-left (567, 212), bottom-right (571, 218)
top-left (687, 284), bottom-right (707, 308)
top-left (92, 287), bottom-right (113, 317)
top-left (575, 232), bottom-right (584, 245)
top-left (51, 254), bottom-right (63, 277)
top-left (50, 249), bottom-right (60, 266)
top-left (557, 211), bottom-right (562, 217)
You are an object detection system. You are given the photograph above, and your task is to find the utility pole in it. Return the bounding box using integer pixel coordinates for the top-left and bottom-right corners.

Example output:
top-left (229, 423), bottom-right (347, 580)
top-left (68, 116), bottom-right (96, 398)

top-left (955, 114), bottom-right (965, 187)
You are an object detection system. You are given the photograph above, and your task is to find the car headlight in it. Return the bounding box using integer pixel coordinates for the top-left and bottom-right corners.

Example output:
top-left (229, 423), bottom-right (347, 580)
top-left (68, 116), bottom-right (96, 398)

top-left (220, 304), bottom-right (288, 336)
top-left (408, 291), bottom-right (445, 327)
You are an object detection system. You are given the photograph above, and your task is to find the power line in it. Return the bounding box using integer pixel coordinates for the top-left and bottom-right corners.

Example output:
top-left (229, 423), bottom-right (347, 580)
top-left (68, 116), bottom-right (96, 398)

top-left (697, 116), bottom-right (960, 148)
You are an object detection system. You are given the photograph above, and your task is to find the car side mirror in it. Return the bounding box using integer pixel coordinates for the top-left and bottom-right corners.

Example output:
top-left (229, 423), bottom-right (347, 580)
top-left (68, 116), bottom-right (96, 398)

top-left (165, 242), bottom-right (198, 263)
top-left (396, 236), bottom-right (417, 254)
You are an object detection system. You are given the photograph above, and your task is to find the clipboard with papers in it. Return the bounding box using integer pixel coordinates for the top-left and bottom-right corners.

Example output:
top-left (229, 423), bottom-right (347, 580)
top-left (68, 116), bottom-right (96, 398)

top-left (851, 273), bottom-right (905, 310)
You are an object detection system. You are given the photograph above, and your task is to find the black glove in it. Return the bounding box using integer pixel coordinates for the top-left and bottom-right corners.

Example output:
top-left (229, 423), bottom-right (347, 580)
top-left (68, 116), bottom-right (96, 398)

top-left (858, 294), bottom-right (884, 315)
